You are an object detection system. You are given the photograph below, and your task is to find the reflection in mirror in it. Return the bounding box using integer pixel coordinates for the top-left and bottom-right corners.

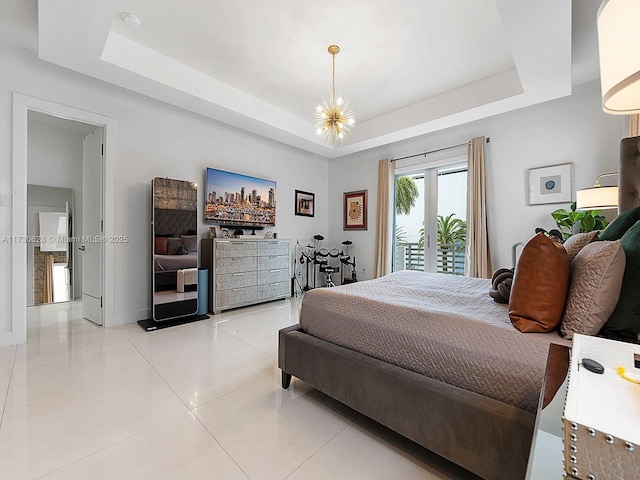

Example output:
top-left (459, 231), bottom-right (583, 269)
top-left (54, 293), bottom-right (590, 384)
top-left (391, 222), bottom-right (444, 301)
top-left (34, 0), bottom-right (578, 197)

top-left (152, 178), bottom-right (198, 321)
top-left (27, 185), bottom-right (74, 305)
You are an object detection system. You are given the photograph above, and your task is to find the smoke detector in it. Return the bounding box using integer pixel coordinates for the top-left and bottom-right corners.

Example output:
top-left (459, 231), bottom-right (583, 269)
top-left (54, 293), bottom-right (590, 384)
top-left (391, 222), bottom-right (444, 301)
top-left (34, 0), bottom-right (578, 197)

top-left (121, 13), bottom-right (142, 30)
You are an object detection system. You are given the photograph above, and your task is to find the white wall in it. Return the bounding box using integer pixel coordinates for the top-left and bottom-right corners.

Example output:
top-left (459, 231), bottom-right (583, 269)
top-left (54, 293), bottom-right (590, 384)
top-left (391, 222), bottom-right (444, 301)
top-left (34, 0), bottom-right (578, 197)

top-left (27, 116), bottom-right (85, 191)
top-left (0, 41), bottom-right (329, 339)
top-left (328, 81), bottom-right (627, 278)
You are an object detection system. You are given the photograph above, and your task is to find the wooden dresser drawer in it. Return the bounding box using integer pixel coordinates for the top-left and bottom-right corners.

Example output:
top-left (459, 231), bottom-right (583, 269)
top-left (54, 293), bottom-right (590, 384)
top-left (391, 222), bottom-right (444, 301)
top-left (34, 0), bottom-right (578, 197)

top-left (258, 254), bottom-right (290, 270)
top-left (215, 256), bottom-right (257, 274)
top-left (258, 241), bottom-right (290, 256)
top-left (257, 281), bottom-right (290, 300)
top-left (258, 268), bottom-right (289, 284)
top-left (215, 271), bottom-right (257, 290)
top-left (216, 286), bottom-right (258, 308)
top-left (215, 240), bottom-right (258, 258)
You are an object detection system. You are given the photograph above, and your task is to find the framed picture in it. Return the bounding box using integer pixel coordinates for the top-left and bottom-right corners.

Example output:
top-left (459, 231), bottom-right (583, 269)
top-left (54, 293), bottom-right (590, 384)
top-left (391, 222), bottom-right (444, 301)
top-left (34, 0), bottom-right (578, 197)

top-left (344, 190), bottom-right (367, 230)
top-left (295, 190), bottom-right (315, 217)
top-left (528, 163), bottom-right (573, 205)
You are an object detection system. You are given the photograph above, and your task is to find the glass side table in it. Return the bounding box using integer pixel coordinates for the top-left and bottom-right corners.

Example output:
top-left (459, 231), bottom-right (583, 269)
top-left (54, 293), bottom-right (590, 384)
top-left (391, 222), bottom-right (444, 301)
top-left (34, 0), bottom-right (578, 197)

top-left (526, 343), bottom-right (571, 480)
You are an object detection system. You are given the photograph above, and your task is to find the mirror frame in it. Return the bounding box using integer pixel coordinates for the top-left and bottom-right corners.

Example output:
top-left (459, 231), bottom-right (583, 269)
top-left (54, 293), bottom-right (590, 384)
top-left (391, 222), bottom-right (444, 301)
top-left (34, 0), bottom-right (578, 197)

top-left (152, 177), bottom-right (198, 321)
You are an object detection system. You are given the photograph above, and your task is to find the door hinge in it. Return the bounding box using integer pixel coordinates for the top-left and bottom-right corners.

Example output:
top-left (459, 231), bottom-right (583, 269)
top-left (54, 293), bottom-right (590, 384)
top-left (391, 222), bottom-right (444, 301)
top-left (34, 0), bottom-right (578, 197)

top-left (101, 144), bottom-right (104, 156)
top-left (100, 297), bottom-right (103, 308)
top-left (101, 220), bottom-right (103, 233)
top-left (427, 234), bottom-right (431, 248)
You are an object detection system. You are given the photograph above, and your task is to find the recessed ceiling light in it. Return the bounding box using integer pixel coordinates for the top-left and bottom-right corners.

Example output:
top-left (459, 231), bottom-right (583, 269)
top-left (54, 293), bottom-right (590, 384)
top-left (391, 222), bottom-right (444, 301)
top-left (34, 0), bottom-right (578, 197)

top-left (121, 13), bottom-right (142, 30)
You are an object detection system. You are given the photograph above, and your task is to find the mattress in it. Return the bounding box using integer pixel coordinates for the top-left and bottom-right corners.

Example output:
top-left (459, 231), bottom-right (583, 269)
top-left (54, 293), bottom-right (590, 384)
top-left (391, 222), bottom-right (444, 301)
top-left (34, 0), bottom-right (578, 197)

top-left (299, 270), bottom-right (570, 413)
top-left (154, 252), bottom-right (198, 271)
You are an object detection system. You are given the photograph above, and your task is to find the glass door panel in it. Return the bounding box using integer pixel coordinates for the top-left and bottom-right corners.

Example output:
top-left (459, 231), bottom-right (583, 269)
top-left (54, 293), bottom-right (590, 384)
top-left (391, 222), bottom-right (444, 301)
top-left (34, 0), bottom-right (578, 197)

top-left (393, 160), bottom-right (468, 274)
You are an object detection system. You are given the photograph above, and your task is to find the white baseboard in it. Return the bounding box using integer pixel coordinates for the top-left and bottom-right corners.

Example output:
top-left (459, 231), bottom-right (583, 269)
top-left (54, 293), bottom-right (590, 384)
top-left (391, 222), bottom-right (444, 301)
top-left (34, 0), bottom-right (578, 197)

top-left (108, 307), bottom-right (151, 328)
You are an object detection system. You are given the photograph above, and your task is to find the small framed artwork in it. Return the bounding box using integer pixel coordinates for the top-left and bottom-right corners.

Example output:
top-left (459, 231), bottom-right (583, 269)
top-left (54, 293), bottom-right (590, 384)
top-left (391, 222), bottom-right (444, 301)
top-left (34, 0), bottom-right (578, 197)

top-left (344, 190), bottom-right (367, 230)
top-left (295, 190), bottom-right (315, 217)
top-left (528, 163), bottom-right (573, 205)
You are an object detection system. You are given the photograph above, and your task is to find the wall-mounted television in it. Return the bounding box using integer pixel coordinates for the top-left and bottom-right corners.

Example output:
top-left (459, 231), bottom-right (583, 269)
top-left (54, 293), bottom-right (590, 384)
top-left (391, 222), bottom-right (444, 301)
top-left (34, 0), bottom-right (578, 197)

top-left (205, 167), bottom-right (276, 227)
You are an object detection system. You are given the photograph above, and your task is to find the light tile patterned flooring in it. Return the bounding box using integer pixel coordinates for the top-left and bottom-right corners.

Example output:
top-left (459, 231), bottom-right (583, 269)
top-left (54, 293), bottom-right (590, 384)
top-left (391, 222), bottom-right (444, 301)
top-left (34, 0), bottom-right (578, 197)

top-left (0, 299), bottom-right (480, 479)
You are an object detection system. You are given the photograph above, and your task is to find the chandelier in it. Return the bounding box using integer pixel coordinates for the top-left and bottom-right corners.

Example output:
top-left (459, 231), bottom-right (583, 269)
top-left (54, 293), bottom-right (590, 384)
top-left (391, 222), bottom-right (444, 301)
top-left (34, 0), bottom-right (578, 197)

top-left (314, 45), bottom-right (355, 146)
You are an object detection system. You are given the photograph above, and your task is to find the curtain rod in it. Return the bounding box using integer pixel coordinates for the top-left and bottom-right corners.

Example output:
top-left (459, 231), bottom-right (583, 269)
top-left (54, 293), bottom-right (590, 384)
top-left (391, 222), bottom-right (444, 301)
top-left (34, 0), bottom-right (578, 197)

top-left (391, 137), bottom-right (490, 162)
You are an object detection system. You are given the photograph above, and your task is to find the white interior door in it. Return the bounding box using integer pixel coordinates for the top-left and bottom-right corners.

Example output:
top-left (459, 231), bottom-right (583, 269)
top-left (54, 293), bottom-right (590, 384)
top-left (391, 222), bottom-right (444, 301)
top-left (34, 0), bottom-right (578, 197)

top-left (81, 128), bottom-right (103, 325)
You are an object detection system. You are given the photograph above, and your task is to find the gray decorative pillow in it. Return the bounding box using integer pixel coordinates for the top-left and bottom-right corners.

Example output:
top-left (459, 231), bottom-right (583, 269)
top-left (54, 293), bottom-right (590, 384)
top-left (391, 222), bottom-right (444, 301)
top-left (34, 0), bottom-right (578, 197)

top-left (562, 231), bottom-right (599, 263)
top-left (560, 240), bottom-right (625, 339)
top-left (167, 237), bottom-right (182, 255)
top-left (181, 235), bottom-right (198, 253)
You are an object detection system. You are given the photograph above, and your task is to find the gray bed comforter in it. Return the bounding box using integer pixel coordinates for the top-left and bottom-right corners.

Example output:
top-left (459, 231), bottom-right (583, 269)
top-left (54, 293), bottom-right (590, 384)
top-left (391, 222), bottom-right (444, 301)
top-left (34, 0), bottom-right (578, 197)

top-left (299, 270), bottom-right (570, 413)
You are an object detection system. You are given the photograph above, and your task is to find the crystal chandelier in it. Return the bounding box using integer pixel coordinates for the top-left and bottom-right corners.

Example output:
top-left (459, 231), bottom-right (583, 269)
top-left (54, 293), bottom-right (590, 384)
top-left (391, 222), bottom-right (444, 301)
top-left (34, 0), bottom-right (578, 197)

top-left (314, 45), bottom-right (355, 146)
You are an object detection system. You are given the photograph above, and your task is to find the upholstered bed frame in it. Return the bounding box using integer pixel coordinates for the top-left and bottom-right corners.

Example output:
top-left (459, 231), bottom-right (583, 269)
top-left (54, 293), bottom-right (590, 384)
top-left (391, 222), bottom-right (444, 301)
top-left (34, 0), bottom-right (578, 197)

top-left (153, 208), bottom-right (197, 237)
top-left (619, 136), bottom-right (640, 212)
top-left (278, 137), bottom-right (639, 480)
top-left (279, 325), bottom-right (533, 479)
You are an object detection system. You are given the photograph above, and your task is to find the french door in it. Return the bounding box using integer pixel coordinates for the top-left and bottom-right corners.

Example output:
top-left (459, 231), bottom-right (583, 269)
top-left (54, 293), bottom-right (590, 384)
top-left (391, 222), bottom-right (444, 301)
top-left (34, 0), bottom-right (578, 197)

top-left (394, 159), bottom-right (468, 274)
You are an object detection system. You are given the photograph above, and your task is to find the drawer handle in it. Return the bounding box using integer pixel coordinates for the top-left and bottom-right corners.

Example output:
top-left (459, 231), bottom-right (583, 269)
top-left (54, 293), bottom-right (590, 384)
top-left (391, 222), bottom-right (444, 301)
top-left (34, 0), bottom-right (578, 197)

top-left (232, 273), bottom-right (246, 276)
top-left (269, 269), bottom-right (280, 273)
top-left (270, 282), bottom-right (281, 286)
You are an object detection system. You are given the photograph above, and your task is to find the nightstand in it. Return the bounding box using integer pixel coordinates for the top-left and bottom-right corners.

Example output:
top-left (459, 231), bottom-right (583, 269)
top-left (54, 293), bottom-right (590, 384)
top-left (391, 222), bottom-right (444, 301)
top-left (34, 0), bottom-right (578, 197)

top-left (525, 343), bottom-right (571, 479)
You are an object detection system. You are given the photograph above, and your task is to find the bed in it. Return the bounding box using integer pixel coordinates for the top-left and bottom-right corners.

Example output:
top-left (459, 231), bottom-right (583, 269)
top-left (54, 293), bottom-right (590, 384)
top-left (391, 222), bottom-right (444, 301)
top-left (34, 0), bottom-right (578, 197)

top-left (154, 251), bottom-right (197, 272)
top-left (279, 137), bottom-right (640, 480)
top-left (279, 273), bottom-right (556, 480)
top-left (153, 207), bottom-right (198, 288)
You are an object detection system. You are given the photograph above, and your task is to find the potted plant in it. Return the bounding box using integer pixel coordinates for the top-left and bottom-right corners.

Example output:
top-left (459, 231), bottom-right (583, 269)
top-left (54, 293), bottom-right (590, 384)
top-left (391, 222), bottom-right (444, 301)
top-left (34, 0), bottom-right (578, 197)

top-left (536, 202), bottom-right (608, 242)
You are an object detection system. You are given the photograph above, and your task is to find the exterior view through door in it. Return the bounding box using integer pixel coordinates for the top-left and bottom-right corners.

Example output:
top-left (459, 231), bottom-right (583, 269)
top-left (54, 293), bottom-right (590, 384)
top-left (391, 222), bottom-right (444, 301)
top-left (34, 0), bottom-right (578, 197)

top-left (394, 160), bottom-right (468, 274)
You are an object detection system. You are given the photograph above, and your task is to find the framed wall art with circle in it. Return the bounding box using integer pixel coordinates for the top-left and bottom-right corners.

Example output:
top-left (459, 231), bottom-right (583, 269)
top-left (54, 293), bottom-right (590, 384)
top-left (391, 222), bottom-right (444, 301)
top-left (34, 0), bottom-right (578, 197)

top-left (528, 163), bottom-right (573, 205)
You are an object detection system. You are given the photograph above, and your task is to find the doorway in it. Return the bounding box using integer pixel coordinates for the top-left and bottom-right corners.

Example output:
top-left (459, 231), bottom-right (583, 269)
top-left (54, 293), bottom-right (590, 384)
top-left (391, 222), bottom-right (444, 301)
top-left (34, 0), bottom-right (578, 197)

top-left (26, 112), bottom-right (104, 324)
top-left (11, 94), bottom-right (114, 344)
top-left (394, 157), bottom-right (468, 274)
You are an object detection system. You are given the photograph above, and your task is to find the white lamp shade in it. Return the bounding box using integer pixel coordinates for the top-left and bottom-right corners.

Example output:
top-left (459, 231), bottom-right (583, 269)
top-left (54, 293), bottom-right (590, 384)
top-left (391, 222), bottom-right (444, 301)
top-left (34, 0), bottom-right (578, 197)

top-left (576, 186), bottom-right (619, 210)
top-left (597, 0), bottom-right (640, 113)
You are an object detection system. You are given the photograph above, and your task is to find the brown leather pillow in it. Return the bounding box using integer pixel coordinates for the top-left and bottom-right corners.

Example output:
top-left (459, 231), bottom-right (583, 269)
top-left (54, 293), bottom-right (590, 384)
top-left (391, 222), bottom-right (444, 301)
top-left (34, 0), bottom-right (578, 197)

top-left (154, 236), bottom-right (168, 255)
top-left (509, 233), bottom-right (570, 333)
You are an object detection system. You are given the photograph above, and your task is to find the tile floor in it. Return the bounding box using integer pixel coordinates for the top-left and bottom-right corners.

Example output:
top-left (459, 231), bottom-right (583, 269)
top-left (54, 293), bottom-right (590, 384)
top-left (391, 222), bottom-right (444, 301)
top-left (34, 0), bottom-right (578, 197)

top-left (0, 299), bottom-right (481, 480)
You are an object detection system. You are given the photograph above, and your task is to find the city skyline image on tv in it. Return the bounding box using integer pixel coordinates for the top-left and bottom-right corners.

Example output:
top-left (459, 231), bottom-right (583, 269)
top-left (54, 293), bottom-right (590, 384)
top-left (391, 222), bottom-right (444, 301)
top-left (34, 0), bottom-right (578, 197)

top-left (205, 167), bottom-right (276, 227)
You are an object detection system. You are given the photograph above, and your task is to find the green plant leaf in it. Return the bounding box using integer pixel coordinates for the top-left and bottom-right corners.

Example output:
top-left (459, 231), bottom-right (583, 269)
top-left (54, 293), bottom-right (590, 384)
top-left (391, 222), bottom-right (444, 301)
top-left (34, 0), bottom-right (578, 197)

top-left (568, 211), bottom-right (583, 224)
top-left (580, 215), bottom-right (596, 232)
top-left (551, 209), bottom-right (569, 221)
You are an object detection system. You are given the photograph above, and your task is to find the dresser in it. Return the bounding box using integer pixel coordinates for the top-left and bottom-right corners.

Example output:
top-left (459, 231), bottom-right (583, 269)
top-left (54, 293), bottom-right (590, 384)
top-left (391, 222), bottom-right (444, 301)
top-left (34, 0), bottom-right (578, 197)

top-left (201, 238), bottom-right (291, 314)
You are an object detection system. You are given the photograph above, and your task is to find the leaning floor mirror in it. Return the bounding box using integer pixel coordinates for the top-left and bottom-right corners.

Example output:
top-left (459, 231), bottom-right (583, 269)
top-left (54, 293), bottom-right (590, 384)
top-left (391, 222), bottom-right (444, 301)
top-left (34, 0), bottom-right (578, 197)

top-left (152, 177), bottom-right (198, 321)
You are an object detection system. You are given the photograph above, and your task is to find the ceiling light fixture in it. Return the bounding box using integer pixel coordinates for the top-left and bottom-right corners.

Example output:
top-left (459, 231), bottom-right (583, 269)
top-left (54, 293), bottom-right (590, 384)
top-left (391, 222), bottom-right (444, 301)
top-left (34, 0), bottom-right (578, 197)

top-left (122, 13), bottom-right (142, 30)
top-left (314, 45), bottom-right (355, 146)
